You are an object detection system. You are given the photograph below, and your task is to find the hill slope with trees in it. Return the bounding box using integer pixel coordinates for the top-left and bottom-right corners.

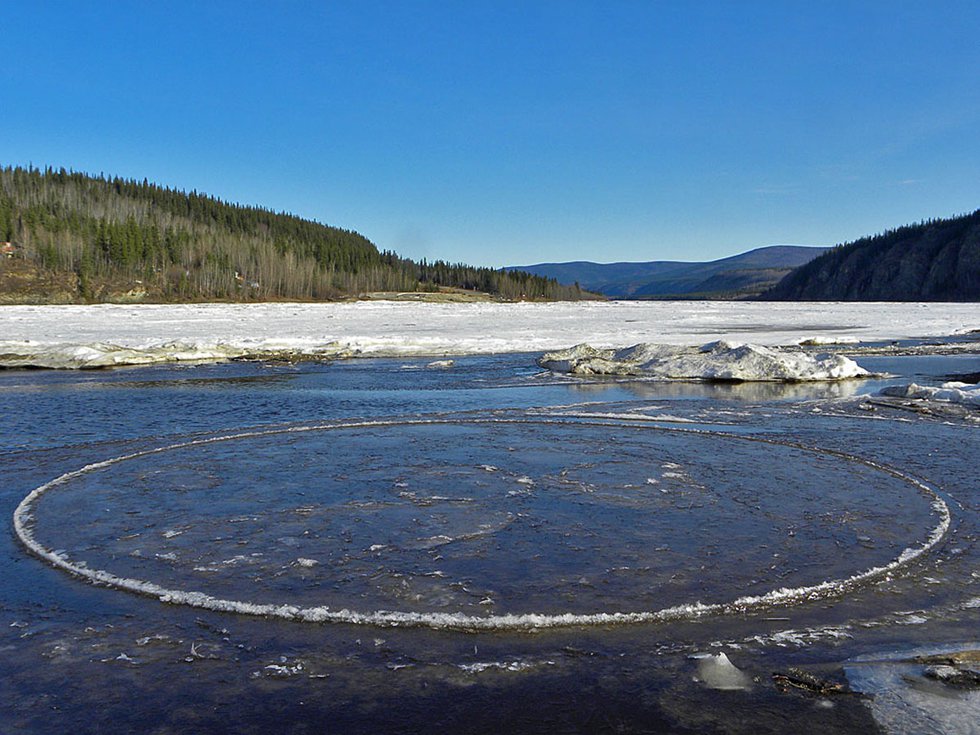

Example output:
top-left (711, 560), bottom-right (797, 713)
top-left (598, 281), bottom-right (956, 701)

top-left (763, 210), bottom-right (980, 301)
top-left (0, 166), bottom-right (590, 303)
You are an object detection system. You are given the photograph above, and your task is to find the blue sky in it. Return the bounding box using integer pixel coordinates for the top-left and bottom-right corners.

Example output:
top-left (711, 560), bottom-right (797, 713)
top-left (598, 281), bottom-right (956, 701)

top-left (2, 2), bottom-right (979, 267)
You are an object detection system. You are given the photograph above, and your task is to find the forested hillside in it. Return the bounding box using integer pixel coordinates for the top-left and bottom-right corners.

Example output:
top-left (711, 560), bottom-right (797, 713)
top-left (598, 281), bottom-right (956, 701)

top-left (763, 210), bottom-right (980, 301)
top-left (0, 166), bottom-right (589, 302)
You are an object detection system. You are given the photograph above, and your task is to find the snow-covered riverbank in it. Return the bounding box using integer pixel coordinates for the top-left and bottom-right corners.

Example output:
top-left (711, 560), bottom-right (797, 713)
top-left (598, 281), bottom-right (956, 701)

top-left (0, 301), bottom-right (977, 369)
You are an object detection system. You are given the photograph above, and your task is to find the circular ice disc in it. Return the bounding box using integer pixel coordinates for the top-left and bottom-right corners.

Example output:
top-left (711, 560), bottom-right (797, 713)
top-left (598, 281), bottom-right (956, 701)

top-left (17, 419), bottom-right (948, 629)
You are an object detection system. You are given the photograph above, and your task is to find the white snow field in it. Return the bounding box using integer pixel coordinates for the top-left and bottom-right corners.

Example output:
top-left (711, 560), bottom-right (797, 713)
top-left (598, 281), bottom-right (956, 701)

top-left (0, 300), bottom-right (977, 369)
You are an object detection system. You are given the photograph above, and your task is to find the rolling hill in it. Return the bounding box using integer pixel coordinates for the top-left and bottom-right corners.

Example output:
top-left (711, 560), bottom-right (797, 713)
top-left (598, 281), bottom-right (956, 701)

top-left (509, 245), bottom-right (829, 299)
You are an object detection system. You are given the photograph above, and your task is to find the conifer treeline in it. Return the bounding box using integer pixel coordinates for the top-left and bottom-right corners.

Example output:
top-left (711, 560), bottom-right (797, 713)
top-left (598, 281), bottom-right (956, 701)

top-left (0, 165), bottom-right (591, 302)
top-left (762, 209), bottom-right (980, 301)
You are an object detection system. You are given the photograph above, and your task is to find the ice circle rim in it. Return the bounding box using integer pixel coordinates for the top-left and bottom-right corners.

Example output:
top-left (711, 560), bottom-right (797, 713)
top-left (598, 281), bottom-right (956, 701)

top-left (13, 416), bottom-right (952, 632)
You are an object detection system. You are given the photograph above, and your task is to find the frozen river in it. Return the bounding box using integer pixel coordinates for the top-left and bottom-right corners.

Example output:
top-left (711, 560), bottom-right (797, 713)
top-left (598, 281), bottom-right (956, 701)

top-left (1, 300), bottom-right (978, 367)
top-left (1, 302), bottom-right (978, 733)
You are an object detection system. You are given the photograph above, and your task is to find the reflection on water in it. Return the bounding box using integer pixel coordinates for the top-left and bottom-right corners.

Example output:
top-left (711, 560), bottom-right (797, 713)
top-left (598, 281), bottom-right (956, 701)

top-left (561, 376), bottom-right (866, 402)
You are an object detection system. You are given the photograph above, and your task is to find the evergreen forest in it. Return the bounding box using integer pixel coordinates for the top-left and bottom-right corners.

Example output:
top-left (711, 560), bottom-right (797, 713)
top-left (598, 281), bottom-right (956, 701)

top-left (0, 166), bottom-right (591, 303)
top-left (763, 209), bottom-right (980, 301)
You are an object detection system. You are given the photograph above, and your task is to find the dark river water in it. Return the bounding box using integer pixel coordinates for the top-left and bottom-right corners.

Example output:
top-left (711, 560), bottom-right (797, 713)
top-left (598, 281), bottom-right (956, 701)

top-left (1, 352), bottom-right (978, 734)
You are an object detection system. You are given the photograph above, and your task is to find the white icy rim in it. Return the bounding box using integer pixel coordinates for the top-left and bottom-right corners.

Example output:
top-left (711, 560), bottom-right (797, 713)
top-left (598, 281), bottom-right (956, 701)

top-left (13, 418), bottom-right (951, 632)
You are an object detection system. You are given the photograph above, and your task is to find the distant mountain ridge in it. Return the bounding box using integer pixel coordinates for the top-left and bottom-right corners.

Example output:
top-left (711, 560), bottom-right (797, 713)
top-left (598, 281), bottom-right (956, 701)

top-left (763, 210), bottom-right (980, 301)
top-left (509, 245), bottom-right (829, 299)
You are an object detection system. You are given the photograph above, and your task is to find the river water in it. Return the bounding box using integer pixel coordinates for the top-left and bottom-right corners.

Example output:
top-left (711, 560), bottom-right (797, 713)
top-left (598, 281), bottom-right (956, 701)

top-left (1, 351), bottom-right (978, 733)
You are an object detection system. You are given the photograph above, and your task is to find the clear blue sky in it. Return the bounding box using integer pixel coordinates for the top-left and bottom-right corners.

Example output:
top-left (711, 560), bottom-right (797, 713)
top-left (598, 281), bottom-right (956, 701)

top-left (3, 2), bottom-right (979, 267)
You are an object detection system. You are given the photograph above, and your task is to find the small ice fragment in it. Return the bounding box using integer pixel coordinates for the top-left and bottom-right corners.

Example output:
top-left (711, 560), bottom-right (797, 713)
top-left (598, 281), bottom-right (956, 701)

top-left (426, 359), bottom-right (455, 369)
top-left (263, 662), bottom-right (305, 676)
top-left (645, 477), bottom-right (658, 485)
top-left (897, 614), bottom-right (928, 625)
top-left (369, 544), bottom-right (388, 552)
top-left (516, 476), bottom-right (535, 486)
top-left (693, 652), bottom-right (752, 691)
top-left (162, 529), bottom-right (183, 539)
top-left (135, 635), bottom-right (168, 646)
top-left (478, 465), bottom-right (499, 472)
top-left (296, 558), bottom-right (319, 568)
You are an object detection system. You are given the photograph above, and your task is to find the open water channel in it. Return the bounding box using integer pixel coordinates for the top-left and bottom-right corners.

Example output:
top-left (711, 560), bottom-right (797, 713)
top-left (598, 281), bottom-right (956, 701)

top-left (1, 349), bottom-right (978, 733)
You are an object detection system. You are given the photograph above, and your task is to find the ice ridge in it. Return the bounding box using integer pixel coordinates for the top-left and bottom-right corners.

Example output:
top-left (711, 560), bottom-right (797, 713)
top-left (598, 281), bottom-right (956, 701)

top-left (538, 341), bottom-right (869, 382)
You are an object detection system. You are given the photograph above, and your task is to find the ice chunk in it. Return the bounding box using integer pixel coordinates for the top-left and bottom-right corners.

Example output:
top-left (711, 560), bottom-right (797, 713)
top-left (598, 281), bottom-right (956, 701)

top-left (0, 340), bottom-right (250, 369)
top-left (693, 652), bottom-right (752, 691)
top-left (880, 382), bottom-right (980, 407)
top-left (538, 341), bottom-right (869, 382)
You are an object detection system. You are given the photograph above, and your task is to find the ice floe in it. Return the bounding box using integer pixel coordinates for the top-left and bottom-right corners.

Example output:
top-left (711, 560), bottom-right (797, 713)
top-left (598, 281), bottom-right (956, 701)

top-left (11, 417), bottom-right (952, 632)
top-left (538, 341), bottom-right (869, 382)
top-left (0, 339), bottom-right (352, 369)
top-left (845, 646), bottom-right (980, 735)
top-left (879, 382), bottom-right (980, 407)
